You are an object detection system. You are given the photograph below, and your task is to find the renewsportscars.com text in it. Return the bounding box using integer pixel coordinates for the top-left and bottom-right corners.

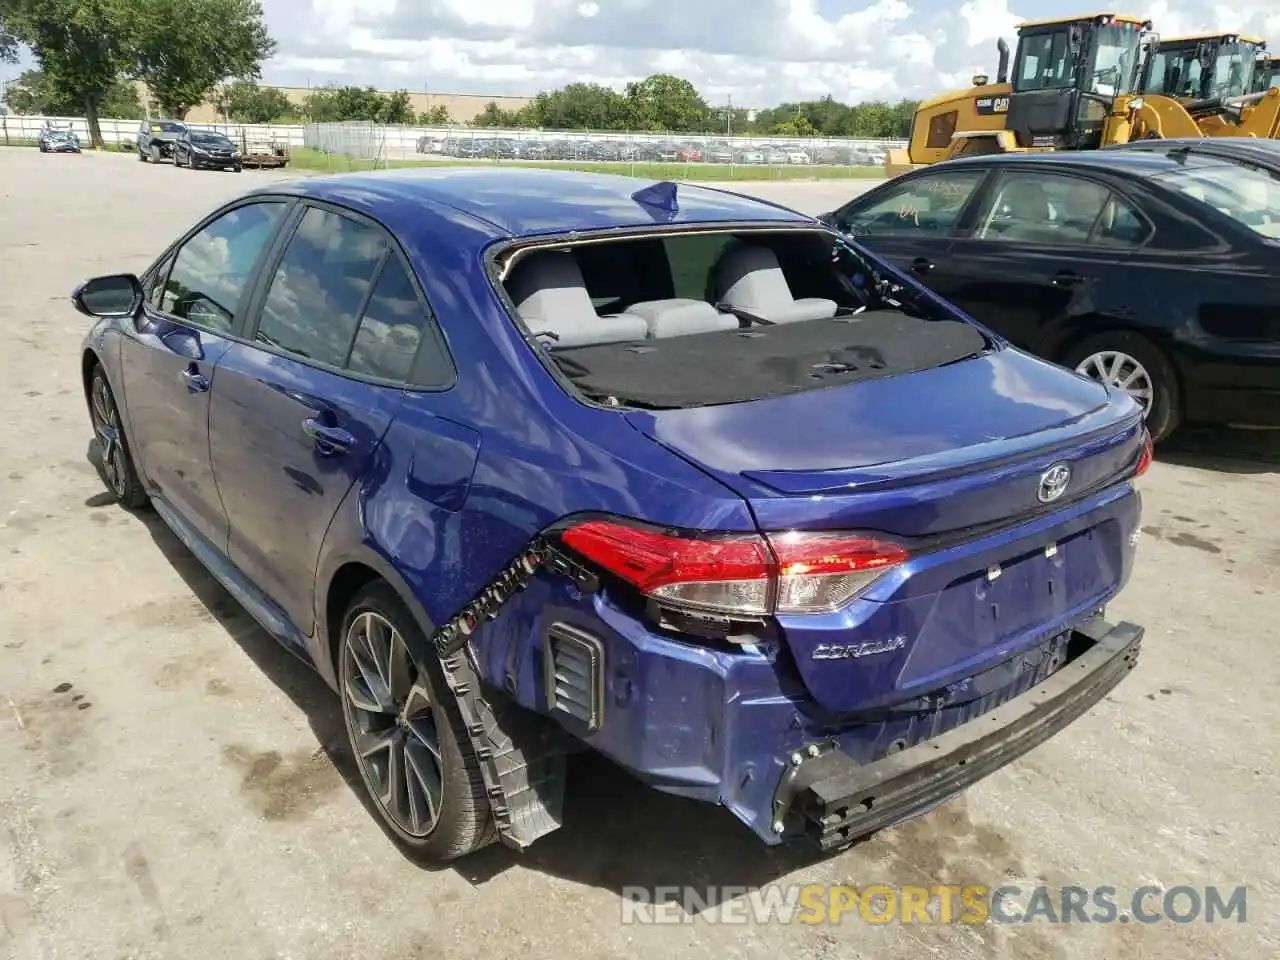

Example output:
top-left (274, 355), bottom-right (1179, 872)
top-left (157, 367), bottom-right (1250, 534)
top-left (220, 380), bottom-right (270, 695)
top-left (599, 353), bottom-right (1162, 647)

top-left (619, 884), bottom-right (1248, 926)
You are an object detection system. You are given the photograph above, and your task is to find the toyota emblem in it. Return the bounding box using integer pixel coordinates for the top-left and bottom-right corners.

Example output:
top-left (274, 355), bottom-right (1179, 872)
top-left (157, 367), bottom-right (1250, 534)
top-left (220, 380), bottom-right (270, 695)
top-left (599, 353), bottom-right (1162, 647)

top-left (1037, 463), bottom-right (1072, 503)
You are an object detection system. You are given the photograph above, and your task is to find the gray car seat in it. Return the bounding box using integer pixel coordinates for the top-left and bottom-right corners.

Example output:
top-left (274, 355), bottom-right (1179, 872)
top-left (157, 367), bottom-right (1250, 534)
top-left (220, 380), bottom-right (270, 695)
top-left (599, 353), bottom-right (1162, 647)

top-left (712, 244), bottom-right (838, 324)
top-left (624, 298), bottom-right (740, 338)
top-left (505, 251), bottom-right (648, 347)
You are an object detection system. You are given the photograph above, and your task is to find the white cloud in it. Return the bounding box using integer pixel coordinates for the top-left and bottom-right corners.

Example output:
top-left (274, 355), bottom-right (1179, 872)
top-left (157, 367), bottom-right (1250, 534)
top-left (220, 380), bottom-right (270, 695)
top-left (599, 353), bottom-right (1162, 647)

top-left (6, 0), bottom-right (1271, 109)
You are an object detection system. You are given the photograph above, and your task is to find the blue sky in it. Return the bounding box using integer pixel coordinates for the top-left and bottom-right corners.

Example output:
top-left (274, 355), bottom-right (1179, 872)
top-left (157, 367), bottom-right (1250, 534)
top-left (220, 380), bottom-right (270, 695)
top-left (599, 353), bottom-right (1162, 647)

top-left (4, 0), bottom-right (1278, 107)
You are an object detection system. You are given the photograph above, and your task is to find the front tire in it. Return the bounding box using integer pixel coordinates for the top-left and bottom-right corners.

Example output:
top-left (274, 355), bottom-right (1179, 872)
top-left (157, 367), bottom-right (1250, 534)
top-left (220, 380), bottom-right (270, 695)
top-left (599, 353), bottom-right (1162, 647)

top-left (150, 143), bottom-right (162, 163)
top-left (88, 365), bottom-right (148, 509)
top-left (337, 582), bottom-right (495, 863)
top-left (1064, 330), bottom-right (1182, 442)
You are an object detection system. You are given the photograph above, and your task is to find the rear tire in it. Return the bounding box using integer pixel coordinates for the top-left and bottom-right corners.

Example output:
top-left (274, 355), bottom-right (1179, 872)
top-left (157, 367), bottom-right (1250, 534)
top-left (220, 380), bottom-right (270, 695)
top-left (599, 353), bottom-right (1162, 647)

top-left (337, 581), bottom-right (495, 863)
top-left (1063, 330), bottom-right (1182, 442)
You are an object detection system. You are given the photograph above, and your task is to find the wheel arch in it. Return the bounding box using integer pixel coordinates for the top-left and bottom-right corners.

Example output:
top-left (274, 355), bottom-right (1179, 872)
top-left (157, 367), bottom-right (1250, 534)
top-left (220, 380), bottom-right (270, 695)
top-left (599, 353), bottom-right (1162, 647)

top-left (316, 547), bottom-right (439, 689)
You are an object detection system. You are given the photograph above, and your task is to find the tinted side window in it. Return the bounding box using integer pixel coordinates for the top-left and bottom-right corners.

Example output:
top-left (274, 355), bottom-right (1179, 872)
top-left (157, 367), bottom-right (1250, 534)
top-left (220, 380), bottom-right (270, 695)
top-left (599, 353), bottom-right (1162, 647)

top-left (157, 201), bottom-right (285, 332)
top-left (347, 257), bottom-right (430, 382)
top-left (971, 172), bottom-right (1148, 246)
top-left (841, 170), bottom-right (986, 237)
top-left (255, 207), bottom-right (388, 366)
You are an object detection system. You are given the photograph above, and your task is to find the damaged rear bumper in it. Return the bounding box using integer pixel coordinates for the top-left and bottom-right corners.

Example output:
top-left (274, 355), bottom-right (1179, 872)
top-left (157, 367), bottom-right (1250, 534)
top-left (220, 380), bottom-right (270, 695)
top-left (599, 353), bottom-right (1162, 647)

top-left (771, 617), bottom-right (1143, 850)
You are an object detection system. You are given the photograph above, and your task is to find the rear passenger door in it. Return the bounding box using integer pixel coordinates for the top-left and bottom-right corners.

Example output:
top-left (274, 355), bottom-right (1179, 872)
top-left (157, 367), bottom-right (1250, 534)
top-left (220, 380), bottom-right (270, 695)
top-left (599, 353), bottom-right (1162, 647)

top-left (926, 169), bottom-right (1150, 354)
top-left (209, 202), bottom-right (442, 636)
top-left (831, 168), bottom-right (990, 280)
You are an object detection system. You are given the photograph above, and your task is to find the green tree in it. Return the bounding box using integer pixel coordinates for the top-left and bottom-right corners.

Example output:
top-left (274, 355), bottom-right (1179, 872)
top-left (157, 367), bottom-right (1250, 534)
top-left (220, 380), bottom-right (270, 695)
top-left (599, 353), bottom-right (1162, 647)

top-left (217, 79), bottom-right (292, 123)
top-left (522, 82), bottom-right (631, 130)
top-left (130, 0), bottom-right (275, 119)
top-left (418, 103), bottom-right (450, 125)
top-left (1, 1), bottom-right (18, 63)
top-left (378, 89), bottom-right (413, 124)
top-left (6, 68), bottom-right (143, 117)
top-left (3, 0), bottom-right (135, 146)
top-left (625, 73), bottom-right (708, 131)
top-left (471, 100), bottom-right (523, 127)
top-left (304, 84), bottom-right (388, 122)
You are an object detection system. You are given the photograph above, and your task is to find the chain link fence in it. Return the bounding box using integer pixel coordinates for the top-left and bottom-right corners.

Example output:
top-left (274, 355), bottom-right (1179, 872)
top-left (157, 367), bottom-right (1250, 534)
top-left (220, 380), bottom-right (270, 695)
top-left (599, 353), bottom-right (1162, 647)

top-left (303, 121), bottom-right (906, 177)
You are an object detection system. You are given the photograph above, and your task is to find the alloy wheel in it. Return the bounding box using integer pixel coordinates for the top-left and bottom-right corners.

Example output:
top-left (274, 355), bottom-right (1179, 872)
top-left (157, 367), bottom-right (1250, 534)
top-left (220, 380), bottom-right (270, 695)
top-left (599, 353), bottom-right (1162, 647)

top-left (90, 376), bottom-right (128, 499)
top-left (341, 611), bottom-right (444, 839)
top-left (1075, 350), bottom-right (1153, 416)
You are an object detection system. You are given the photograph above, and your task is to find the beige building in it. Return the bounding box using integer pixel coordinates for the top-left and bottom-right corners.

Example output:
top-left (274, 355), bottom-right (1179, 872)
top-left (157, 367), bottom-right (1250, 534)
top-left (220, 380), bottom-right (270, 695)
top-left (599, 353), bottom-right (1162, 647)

top-left (144, 82), bottom-right (534, 124)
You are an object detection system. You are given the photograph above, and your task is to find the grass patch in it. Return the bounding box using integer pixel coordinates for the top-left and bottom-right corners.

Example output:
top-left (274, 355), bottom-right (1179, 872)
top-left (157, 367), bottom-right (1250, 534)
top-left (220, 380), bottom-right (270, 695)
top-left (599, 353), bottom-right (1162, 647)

top-left (288, 147), bottom-right (886, 181)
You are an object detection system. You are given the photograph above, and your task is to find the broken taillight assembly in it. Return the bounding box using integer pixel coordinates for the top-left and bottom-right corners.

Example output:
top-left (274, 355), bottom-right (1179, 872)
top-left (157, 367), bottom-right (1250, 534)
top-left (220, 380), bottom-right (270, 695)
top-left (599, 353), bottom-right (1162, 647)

top-left (1134, 427), bottom-right (1153, 478)
top-left (557, 518), bottom-right (908, 620)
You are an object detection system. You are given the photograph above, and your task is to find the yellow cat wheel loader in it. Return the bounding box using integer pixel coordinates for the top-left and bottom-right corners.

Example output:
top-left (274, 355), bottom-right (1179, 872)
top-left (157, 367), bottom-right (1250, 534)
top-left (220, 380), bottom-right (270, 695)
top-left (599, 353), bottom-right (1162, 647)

top-left (1138, 33), bottom-right (1280, 139)
top-left (884, 13), bottom-right (1208, 177)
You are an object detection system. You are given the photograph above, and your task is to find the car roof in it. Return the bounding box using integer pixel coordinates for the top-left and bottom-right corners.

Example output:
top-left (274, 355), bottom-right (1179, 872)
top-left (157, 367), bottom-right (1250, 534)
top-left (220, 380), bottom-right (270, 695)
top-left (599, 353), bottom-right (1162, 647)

top-left (935, 149), bottom-right (1233, 178)
top-left (258, 167), bottom-right (813, 244)
top-left (1103, 137), bottom-right (1280, 167)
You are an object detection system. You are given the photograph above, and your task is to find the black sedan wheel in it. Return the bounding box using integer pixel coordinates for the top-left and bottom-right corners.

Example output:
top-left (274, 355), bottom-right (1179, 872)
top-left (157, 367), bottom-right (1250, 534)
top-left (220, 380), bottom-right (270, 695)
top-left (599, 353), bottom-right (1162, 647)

top-left (1065, 331), bottom-right (1182, 442)
top-left (89, 365), bottom-right (148, 509)
top-left (150, 143), bottom-right (162, 163)
top-left (338, 582), bottom-right (494, 862)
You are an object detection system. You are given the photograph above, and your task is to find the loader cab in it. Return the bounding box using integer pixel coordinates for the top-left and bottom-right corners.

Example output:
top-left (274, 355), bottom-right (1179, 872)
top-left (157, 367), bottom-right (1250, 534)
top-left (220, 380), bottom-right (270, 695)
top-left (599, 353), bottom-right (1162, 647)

top-left (1141, 34), bottom-right (1266, 103)
top-left (1006, 13), bottom-right (1149, 150)
top-left (1254, 54), bottom-right (1280, 94)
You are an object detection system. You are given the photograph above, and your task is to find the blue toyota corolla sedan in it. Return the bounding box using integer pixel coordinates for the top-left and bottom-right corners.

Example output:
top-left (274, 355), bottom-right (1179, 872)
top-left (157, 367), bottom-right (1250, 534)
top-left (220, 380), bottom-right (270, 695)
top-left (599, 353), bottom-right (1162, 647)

top-left (74, 167), bottom-right (1149, 862)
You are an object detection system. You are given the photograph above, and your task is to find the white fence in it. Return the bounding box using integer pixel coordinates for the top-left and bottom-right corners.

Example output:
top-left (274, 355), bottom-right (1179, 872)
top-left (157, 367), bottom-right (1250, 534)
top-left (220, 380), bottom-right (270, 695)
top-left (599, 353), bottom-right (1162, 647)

top-left (0, 114), bottom-right (305, 148)
top-left (1, 113), bottom-right (905, 170)
top-left (305, 120), bottom-right (906, 167)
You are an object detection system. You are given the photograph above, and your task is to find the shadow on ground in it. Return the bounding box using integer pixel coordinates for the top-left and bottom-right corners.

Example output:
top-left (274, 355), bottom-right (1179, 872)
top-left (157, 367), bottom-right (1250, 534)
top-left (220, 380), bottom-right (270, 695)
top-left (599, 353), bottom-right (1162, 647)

top-left (1157, 426), bottom-right (1280, 475)
top-left (82, 467), bottom-right (842, 902)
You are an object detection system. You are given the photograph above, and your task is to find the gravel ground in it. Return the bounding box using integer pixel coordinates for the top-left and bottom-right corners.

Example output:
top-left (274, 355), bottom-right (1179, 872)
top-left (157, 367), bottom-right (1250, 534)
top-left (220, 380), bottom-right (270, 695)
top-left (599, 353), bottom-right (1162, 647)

top-left (1, 148), bottom-right (1277, 960)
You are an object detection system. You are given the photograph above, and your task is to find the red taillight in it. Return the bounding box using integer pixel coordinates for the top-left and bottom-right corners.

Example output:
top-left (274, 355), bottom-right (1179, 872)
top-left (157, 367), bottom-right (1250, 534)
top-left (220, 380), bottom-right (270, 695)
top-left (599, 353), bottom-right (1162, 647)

top-left (1134, 429), bottom-right (1153, 477)
top-left (558, 519), bottom-right (907, 619)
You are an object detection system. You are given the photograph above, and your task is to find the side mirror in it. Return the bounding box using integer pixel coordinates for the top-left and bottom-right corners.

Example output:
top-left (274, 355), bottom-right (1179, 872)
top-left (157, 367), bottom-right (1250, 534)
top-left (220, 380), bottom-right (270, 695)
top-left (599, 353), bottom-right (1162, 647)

top-left (72, 273), bottom-right (143, 319)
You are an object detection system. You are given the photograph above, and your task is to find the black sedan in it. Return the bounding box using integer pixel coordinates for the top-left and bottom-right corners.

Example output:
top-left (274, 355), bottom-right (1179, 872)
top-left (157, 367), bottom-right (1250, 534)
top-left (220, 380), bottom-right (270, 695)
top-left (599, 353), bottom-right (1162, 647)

top-left (172, 130), bottom-right (243, 172)
top-left (824, 151), bottom-right (1280, 442)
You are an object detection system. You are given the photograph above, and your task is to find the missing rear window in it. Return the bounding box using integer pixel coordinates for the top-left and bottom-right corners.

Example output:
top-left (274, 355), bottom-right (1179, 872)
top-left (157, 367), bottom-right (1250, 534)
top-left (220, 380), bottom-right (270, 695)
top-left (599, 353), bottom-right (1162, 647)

top-left (499, 228), bottom-right (989, 408)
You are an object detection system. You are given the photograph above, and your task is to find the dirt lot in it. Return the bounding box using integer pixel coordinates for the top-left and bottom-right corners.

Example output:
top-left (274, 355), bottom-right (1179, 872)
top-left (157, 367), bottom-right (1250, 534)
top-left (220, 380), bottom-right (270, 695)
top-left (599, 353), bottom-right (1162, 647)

top-left (1, 148), bottom-right (1278, 960)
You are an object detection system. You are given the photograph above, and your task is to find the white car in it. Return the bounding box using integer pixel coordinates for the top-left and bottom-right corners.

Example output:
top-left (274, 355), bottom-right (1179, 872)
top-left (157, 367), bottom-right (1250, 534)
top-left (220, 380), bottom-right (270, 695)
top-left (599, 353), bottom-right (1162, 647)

top-left (786, 150), bottom-right (811, 164)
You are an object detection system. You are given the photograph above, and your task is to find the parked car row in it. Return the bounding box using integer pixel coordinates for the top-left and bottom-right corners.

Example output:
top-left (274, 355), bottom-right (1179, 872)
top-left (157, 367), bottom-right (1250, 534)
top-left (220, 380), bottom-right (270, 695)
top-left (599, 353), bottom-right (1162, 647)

top-left (415, 134), bottom-right (887, 165)
top-left (824, 138), bottom-right (1280, 442)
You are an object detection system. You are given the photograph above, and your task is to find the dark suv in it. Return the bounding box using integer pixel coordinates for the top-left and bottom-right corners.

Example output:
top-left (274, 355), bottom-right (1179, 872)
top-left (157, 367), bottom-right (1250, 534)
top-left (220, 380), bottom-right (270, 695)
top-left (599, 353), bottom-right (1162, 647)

top-left (137, 119), bottom-right (188, 162)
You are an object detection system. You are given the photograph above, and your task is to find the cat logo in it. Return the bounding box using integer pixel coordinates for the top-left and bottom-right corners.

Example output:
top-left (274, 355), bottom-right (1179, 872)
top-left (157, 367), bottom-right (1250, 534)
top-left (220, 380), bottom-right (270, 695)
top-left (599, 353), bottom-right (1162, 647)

top-left (975, 96), bottom-right (1011, 116)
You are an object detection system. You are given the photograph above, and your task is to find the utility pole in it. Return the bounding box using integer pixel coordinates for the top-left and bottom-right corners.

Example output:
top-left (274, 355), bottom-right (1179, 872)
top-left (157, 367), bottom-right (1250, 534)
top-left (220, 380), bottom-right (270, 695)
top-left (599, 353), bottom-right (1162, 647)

top-left (727, 93), bottom-right (732, 135)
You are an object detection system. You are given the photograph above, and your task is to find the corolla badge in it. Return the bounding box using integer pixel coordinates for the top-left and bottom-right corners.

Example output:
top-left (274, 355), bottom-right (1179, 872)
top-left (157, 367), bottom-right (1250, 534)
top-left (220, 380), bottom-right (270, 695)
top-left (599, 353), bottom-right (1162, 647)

top-left (812, 636), bottom-right (907, 661)
top-left (1037, 462), bottom-right (1072, 503)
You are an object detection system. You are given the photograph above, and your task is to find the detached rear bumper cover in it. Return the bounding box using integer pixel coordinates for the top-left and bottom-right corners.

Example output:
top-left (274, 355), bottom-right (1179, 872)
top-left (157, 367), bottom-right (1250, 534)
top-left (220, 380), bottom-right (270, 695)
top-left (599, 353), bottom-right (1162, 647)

top-left (773, 618), bottom-right (1142, 850)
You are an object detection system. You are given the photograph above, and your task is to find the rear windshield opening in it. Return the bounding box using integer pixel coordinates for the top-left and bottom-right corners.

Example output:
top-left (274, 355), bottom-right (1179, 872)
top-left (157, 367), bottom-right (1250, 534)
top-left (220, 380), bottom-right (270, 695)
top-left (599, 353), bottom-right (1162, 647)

top-left (498, 228), bottom-right (990, 409)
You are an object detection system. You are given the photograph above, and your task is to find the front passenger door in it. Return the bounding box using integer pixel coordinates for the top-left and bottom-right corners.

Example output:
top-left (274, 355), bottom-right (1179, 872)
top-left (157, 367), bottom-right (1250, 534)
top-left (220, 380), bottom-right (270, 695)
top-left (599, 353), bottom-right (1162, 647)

top-left (831, 168), bottom-right (990, 280)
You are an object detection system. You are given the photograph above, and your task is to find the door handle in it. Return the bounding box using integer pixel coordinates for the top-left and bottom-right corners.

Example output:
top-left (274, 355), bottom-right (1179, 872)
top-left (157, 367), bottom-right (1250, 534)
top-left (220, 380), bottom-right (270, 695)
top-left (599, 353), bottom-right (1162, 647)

top-left (302, 417), bottom-right (354, 455)
top-left (180, 365), bottom-right (210, 393)
top-left (910, 257), bottom-right (934, 275)
top-left (1051, 271), bottom-right (1085, 287)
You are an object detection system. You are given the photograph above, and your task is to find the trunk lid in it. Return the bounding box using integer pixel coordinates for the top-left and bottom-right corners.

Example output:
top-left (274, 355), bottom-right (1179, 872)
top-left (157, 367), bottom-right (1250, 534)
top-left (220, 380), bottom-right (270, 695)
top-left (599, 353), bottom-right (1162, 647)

top-left (625, 347), bottom-right (1141, 538)
top-left (625, 346), bottom-right (1147, 714)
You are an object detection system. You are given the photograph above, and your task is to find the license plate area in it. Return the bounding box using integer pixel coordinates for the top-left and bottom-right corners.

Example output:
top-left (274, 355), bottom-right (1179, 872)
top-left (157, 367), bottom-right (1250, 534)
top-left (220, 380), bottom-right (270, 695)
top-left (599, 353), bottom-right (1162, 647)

top-left (901, 524), bottom-right (1115, 684)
